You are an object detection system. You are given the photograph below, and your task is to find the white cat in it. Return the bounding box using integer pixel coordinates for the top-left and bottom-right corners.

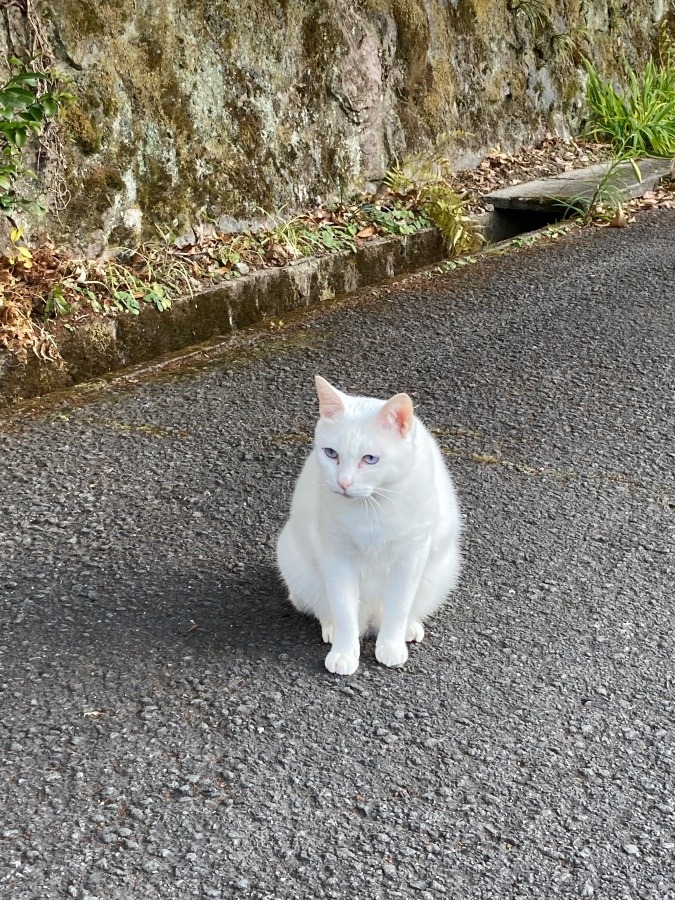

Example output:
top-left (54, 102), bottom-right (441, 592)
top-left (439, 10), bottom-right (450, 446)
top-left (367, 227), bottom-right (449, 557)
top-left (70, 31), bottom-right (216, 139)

top-left (276, 376), bottom-right (462, 676)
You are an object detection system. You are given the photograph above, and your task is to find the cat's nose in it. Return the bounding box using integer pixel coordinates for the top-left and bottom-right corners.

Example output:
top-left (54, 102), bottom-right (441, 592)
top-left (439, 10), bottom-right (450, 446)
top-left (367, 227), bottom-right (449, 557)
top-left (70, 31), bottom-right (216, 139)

top-left (338, 475), bottom-right (353, 492)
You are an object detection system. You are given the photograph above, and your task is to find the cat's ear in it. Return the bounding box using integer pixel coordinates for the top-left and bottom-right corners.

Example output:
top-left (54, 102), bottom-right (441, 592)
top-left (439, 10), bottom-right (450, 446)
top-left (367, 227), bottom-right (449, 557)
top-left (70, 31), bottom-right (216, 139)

top-left (377, 393), bottom-right (414, 438)
top-left (315, 375), bottom-right (345, 420)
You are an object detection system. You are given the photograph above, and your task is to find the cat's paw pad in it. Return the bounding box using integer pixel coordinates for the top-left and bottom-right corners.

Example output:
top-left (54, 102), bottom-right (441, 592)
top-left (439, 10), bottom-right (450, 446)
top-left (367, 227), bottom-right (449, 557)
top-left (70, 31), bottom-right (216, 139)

top-left (405, 620), bottom-right (425, 643)
top-left (375, 640), bottom-right (408, 668)
top-left (325, 649), bottom-right (359, 676)
top-left (321, 621), bottom-right (334, 644)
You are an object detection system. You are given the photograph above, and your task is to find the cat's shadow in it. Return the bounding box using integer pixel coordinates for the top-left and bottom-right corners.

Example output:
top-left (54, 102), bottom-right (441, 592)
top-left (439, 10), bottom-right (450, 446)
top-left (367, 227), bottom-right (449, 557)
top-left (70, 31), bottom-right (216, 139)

top-left (167, 562), bottom-right (320, 658)
top-left (166, 563), bottom-right (385, 674)
top-left (46, 559), bottom-right (325, 672)
top-left (18, 559), bottom-right (397, 677)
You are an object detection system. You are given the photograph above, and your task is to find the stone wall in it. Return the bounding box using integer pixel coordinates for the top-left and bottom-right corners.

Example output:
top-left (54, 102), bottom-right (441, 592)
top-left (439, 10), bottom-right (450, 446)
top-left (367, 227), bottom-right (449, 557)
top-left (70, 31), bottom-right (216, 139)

top-left (1, 0), bottom-right (669, 250)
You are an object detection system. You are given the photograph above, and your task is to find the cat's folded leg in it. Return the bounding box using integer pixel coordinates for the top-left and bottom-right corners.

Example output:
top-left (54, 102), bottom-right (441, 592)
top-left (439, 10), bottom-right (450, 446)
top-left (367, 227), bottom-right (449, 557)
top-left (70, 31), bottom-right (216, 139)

top-left (405, 620), bottom-right (425, 643)
top-left (376, 541), bottom-right (430, 667)
top-left (322, 553), bottom-right (360, 676)
top-left (406, 538), bottom-right (461, 641)
top-left (320, 620), bottom-right (334, 644)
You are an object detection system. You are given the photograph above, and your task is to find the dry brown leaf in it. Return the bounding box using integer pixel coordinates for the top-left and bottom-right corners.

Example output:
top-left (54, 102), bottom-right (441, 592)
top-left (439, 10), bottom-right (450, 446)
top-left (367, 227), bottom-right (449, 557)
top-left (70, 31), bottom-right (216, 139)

top-left (609, 207), bottom-right (627, 228)
top-left (356, 226), bottom-right (376, 239)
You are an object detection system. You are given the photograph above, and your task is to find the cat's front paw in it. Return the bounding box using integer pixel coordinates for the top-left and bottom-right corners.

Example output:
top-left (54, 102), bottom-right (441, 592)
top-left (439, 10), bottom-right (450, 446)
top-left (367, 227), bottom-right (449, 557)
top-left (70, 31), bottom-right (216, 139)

top-left (325, 649), bottom-right (359, 676)
top-left (375, 640), bottom-right (408, 668)
top-left (321, 620), bottom-right (334, 644)
top-left (405, 620), bottom-right (425, 643)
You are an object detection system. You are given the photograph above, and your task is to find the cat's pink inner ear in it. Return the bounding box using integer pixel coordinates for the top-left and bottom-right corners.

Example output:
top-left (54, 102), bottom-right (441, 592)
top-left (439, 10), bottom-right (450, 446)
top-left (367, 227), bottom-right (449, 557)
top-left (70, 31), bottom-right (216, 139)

top-left (315, 375), bottom-right (345, 420)
top-left (378, 393), bottom-right (414, 437)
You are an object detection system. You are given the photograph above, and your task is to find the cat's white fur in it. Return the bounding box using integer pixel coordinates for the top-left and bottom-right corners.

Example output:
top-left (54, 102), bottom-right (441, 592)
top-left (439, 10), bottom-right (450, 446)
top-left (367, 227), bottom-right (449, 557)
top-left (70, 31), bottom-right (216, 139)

top-left (276, 376), bottom-right (462, 675)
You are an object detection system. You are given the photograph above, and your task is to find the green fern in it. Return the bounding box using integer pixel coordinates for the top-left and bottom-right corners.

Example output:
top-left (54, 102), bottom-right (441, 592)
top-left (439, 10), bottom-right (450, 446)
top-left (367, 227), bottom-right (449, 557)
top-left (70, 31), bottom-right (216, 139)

top-left (421, 184), bottom-right (482, 254)
top-left (383, 152), bottom-right (453, 194)
top-left (384, 156), bottom-right (483, 255)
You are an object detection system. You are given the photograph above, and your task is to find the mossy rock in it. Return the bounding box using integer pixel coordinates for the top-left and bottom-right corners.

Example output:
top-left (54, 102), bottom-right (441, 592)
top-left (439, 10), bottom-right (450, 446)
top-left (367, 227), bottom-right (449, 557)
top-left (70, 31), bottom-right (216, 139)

top-left (67, 165), bottom-right (126, 226)
top-left (62, 102), bottom-right (102, 154)
top-left (10, 0), bottom-right (667, 247)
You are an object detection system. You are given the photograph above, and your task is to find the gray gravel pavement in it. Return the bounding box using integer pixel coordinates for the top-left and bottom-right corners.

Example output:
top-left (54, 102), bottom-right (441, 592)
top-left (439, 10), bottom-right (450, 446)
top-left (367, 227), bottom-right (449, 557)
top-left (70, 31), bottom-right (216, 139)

top-left (1, 211), bottom-right (674, 900)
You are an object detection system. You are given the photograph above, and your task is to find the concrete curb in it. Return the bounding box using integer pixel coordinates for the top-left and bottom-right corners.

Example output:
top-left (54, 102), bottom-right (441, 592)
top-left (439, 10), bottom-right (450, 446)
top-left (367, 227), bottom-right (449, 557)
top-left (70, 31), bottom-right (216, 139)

top-left (2, 151), bottom-right (671, 409)
top-left (0, 227), bottom-right (447, 407)
top-left (0, 204), bottom-right (576, 408)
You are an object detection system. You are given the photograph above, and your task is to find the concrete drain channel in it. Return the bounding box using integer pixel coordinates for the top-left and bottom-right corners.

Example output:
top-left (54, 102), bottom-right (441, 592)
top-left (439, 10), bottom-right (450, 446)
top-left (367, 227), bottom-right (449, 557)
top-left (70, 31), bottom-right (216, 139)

top-left (480, 156), bottom-right (671, 242)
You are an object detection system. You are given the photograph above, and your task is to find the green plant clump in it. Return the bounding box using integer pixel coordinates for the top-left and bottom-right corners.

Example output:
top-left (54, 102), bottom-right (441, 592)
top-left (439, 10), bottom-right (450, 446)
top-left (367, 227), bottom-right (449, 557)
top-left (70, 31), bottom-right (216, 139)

top-left (584, 56), bottom-right (675, 158)
top-left (0, 58), bottom-right (72, 217)
top-left (384, 153), bottom-right (483, 255)
top-left (508, 0), bottom-right (550, 34)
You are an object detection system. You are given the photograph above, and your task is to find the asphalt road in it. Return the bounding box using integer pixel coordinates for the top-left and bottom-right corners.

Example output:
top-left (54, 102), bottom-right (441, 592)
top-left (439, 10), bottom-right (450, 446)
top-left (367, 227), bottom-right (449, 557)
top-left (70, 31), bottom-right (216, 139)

top-left (1, 211), bottom-right (674, 900)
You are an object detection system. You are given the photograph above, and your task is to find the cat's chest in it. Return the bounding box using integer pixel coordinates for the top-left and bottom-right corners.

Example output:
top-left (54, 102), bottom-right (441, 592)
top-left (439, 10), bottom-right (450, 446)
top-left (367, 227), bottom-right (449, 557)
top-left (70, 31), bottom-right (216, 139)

top-left (328, 502), bottom-right (421, 552)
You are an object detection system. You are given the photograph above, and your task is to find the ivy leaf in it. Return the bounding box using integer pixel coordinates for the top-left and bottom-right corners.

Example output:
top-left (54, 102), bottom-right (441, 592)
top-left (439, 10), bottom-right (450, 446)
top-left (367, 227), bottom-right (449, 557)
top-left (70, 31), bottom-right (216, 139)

top-left (0, 60), bottom-right (69, 215)
top-left (40, 97), bottom-right (58, 117)
top-left (6, 126), bottom-right (28, 148)
top-left (26, 199), bottom-right (46, 217)
top-left (27, 103), bottom-right (45, 122)
top-left (10, 71), bottom-right (48, 86)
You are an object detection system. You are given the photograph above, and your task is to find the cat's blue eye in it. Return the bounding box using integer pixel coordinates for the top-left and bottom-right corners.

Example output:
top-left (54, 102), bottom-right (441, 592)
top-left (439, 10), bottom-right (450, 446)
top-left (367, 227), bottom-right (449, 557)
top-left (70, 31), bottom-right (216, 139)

top-left (362, 454), bottom-right (379, 465)
top-left (324, 447), bottom-right (338, 460)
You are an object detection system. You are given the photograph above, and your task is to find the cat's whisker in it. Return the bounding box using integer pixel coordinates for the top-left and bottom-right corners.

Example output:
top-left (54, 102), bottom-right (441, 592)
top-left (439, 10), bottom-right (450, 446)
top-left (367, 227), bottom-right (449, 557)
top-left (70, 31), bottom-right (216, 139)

top-left (362, 493), bottom-right (382, 516)
top-left (374, 484), bottom-right (402, 496)
top-left (367, 493), bottom-right (386, 515)
top-left (373, 486), bottom-right (404, 502)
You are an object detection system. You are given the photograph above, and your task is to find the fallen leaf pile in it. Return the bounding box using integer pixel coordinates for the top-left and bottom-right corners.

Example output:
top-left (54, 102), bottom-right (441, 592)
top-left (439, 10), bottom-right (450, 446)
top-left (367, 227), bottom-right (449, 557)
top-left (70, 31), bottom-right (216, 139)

top-left (0, 246), bottom-right (65, 363)
top-left (628, 186), bottom-right (675, 213)
top-left (446, 135), bottom-right (614, 214)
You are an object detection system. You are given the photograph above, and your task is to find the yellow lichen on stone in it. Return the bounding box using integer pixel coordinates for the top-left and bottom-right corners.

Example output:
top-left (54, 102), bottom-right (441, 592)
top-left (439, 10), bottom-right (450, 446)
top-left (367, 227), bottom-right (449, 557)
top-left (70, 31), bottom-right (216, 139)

top-left (62, 102), bottom-right (101, 155)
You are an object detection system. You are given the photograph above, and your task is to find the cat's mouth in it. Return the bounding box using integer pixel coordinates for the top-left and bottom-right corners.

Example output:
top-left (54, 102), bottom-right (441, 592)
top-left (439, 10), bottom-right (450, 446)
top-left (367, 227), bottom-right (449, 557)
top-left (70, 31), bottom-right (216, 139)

top-left (332, 486), bottom-right (370, 500)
